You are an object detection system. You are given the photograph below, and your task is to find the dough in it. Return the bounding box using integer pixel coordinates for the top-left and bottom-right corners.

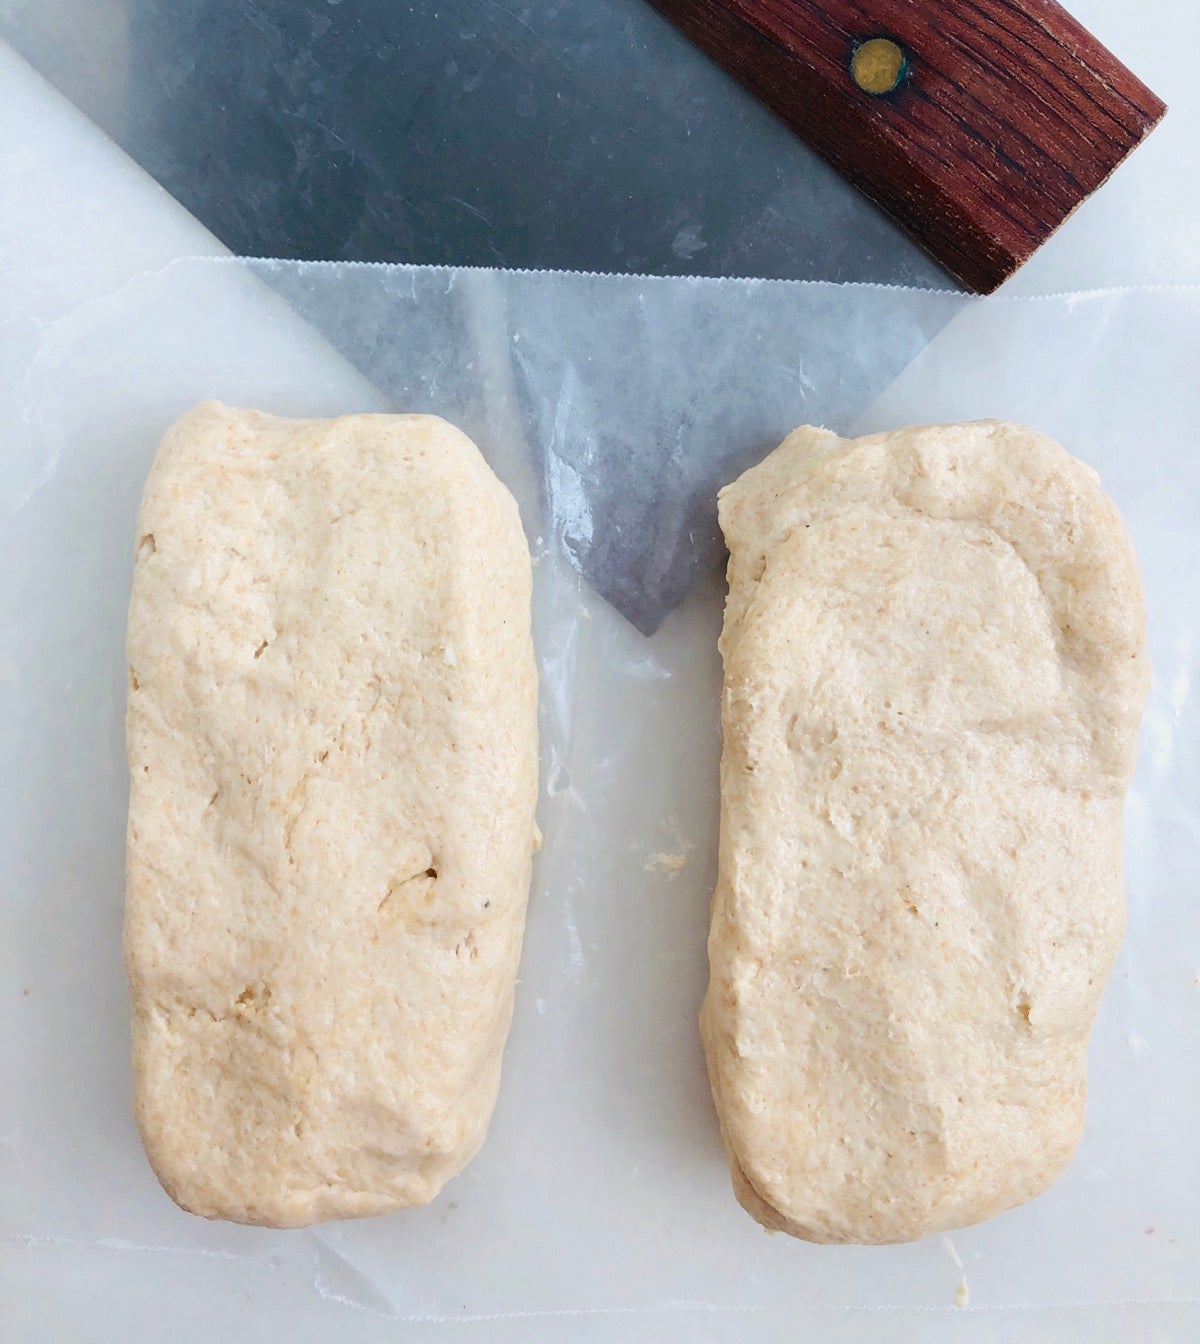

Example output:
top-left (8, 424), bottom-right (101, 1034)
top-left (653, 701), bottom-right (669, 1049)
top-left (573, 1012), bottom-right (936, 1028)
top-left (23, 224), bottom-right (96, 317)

top-left (703, 421), bottom-right (1148, 1244)
top-left (125, 403), bottom-right (539, 1227)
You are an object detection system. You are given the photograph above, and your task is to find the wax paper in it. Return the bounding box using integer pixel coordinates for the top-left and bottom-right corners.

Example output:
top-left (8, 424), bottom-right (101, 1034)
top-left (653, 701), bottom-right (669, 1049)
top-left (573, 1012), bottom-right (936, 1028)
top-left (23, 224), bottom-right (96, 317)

top-left (2, 261), bottom-right (1197, 1332)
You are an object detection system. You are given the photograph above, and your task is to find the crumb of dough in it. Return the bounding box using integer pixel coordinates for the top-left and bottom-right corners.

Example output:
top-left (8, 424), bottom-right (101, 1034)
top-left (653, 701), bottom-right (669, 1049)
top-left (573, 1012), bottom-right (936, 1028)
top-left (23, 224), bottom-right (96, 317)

top-left (943, 1237), bottom-right (970, 1307)
top-left (644, 851), bottom-right (688, 878)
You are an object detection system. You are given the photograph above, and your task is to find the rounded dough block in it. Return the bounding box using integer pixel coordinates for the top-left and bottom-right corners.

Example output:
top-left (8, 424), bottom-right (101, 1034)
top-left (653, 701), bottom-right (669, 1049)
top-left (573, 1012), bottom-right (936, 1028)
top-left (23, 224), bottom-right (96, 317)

top-left (703, 420), bottom-right (1148, 1244)
top-left (125, 403), bottom-right (539, 1227)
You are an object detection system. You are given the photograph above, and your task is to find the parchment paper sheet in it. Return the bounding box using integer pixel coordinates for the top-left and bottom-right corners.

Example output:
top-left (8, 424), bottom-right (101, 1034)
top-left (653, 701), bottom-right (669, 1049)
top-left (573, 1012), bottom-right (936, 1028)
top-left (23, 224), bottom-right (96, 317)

top-left (2, 262), bottom-right (1196, 1326)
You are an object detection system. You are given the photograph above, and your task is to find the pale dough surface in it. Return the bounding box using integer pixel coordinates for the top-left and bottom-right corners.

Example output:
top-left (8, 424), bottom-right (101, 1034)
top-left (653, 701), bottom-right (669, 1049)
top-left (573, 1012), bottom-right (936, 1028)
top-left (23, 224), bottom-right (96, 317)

top-left (703, 420), bottom-right (1148, 1244)
top-left (125, 403), bottom-right (539, 1227)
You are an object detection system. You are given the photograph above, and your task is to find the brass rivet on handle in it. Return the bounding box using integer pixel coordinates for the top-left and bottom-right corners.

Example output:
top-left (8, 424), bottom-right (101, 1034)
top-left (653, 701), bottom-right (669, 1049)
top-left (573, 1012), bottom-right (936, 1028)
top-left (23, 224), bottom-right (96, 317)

top-left (850, 37), bottom-right (908, 95)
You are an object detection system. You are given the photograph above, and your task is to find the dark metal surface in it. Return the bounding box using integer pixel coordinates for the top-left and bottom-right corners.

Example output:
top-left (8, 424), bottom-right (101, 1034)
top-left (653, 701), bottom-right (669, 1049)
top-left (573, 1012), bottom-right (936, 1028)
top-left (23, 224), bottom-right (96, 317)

top-left (1, 0), bottom-right (948, 285)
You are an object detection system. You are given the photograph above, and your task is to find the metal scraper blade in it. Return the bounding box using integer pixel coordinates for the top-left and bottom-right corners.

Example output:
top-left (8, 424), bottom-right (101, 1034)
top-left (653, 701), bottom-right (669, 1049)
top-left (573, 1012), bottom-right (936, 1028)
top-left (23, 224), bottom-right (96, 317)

top-left (2, 0), bottom-right (961, 632)
top-left (0, 0), bottom-right (949, 285)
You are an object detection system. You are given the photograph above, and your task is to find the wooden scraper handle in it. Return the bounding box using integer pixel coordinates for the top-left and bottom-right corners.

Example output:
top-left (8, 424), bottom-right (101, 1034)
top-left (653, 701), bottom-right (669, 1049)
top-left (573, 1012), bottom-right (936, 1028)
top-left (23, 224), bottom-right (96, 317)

top-left (649, 0), bottom-right (1166, 291)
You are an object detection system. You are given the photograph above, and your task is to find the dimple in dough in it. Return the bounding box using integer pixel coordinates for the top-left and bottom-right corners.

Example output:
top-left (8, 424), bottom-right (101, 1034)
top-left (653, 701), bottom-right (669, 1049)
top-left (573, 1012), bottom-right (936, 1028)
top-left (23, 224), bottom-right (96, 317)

top-left (703, 420), bottom-right (1149, 1245)
top-left (125, 403), bottom-right (539, 1228)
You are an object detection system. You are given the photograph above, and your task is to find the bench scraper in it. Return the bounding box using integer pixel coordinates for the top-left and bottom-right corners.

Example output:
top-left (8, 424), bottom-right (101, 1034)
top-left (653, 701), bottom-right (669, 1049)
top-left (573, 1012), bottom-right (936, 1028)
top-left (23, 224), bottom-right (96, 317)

top-left (1, 1), bottom-right (1163, 632)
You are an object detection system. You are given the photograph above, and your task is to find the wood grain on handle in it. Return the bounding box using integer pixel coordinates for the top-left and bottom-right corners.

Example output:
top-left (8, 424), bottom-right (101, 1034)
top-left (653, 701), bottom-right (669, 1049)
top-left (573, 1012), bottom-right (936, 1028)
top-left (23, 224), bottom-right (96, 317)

top-left (650, 0), bottom-right (1166, 291)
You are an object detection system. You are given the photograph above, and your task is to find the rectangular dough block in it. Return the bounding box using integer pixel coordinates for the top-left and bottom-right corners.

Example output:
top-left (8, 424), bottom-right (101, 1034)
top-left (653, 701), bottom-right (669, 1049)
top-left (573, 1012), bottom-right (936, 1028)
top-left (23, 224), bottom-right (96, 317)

top-left (125, 403), bottom-right (539, 1227)
top-left (703, 421), bottom-right (1148, 1244)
